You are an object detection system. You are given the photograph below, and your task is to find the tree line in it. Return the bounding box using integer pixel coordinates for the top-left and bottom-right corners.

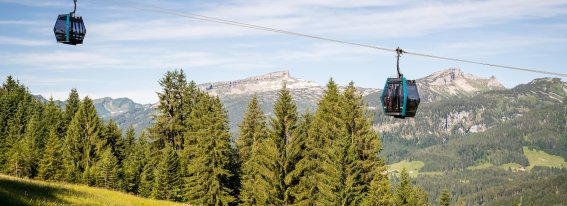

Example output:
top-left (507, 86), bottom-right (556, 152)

top-left (0, 70), bottom-right (436, 205)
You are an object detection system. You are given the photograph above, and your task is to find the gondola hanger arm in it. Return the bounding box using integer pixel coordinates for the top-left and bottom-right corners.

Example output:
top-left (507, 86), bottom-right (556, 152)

top-left (72, 0), bottom-right (77, 15)
top-left (396, 47), bottom-right (405, 78)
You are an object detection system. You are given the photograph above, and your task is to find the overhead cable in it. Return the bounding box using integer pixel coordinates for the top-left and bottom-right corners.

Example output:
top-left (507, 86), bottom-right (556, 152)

top-left (97, 0), bottom-right (567, 77)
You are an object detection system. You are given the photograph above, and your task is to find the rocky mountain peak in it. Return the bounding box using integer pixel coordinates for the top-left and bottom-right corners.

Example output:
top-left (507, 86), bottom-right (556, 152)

top-left (198, 70), bottom-right (322, 96)
top-left (423, 68), bottom-right (484, 85)
top-left (416, 68), bottom-right (505, 102)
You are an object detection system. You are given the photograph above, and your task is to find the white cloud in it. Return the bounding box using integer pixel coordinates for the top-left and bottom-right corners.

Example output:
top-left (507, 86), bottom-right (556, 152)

top-left (0, 36), bottom-right (51, 46)
top-left (0, 20), bottom-right (44, 26)
top-left (0, 0), bottom-right (67, 7)
top-left (0, 50), bottom-right (122, 70)
top-left (16, 75), bottom-right (93, 86)
top-left (76, 0), bottom-right (567, 45)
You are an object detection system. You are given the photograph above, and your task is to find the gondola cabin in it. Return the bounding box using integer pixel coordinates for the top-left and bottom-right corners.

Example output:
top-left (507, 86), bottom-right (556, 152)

top-left (54, 13), bottom-right (86, 45)
top-left (381, 77), bottom-right (420, 118)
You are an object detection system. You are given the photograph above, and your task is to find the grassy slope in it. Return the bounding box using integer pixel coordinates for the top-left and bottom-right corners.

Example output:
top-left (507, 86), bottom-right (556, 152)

top-left (388, 160), bottom-right (424, 177)
top-left (524, 146), bottom-right (567, 170)
top-left (0, 175), bottom-right (185, 206)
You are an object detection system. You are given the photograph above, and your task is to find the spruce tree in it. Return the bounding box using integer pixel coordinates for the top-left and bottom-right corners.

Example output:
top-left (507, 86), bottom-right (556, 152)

top-left (38, 127), bottom-right (64, 181)
top-left (95, 148), bottom-right (120, 189)
top-left (286, 113), bottom-right (314, 205)
top-left (4, 101), bottom-right (33, 171)
top-left (239, 139), bottom-right (267, 205)
top-left (124, 126), bottom-right (136, 156)
top-left (151, 144), bottom-right (181, 201)
top-left (237, 95), bottom-right (269, 205)
top-left (42, 98), bottom-right (63, 138)
top-left (439, 189), bottom-right (452, 206)
top-left (361, 168), bottom-right (394, 206)
top-left (236, 95), bottom-right (267, 163)
top-left (123, 131), bottom-right (146, 193)
top-left (340, 82), bottom-right (385, 205)
top-left (139, 152), bottom-right (158, 197)
top-left (410, 187), bottom-right (430, 206)
top-left (63, 97), bottom-right (102, 183)
top-left (293, 80), bottom-right (393, 205)
top-left (272, 84), bottom-right (299, 205)
top-left (150, 69), bottom-right (189, 150)
top-left (101, 120), bottom-right (125, 163)
top-left (299, 79), bottom-right (346, 205)
top-left (8, 112), bottom-right (42, 178)
top-left (0, 76), bottom-right (35, 172)
top-left (64, 89), bottom-right (80, 128)
top-left (185, 94), bottom-right (236, 205)
top-left (395, 168), bottom-right (413, 206)
top-left (250, 84), bottom-right (299, 205)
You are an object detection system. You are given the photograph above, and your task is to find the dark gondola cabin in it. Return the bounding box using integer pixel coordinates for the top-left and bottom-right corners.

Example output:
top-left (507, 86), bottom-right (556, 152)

top-left (381, 77), bottom-right (420, 118)
top-left (54, 0), bottom-right (86, 45)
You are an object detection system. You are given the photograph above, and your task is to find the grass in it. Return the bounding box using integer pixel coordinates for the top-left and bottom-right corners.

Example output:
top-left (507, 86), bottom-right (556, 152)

top-left (499, 162), bottom-right (523, 171)
top-left (523, 146), bottom-right (567, 170)
top-left (0, 174), bottom-right (185, 206)
top-left (388, 160), bottom-right (425, 177)
top-left (466, 162), bottom-right (494, 170)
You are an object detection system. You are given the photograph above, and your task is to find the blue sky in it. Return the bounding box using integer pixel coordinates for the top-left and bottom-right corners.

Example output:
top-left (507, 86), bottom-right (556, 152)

top-left (1, 0), bottom-right (566, 103)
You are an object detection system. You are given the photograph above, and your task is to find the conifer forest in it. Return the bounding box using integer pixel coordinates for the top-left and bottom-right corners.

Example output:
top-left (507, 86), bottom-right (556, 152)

top-left (0, 70), bottom-right (436, 205)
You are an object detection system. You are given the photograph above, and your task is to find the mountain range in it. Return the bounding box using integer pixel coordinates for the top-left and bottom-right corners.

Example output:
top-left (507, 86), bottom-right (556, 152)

top-left (34, 68), bottom-right (567, 204)
top-left (37, 68), bottom-right (507, 135)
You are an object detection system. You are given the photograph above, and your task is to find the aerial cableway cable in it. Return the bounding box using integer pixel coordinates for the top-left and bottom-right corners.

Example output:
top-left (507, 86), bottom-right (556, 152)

top-left (94, 0), bottom-right (567, 78)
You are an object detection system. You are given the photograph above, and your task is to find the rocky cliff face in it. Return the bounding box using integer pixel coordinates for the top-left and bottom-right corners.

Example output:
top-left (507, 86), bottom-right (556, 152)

top-left (416, 68), bottom-right (504, 103)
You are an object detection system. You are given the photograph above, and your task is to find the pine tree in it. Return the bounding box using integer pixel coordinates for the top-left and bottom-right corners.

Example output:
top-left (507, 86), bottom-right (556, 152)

top-left (439, 189), bottom-right (452, 206)
top-left (38, 127), bottom-right (64, 181)
top-left (63, 97), bottom-right (102, 183)
top-left (237, 95), bottom-right (269, 205)
top-left (151, 144), bottom-right (181, 201)
top-left (185, 94), bottom-right (236, 205)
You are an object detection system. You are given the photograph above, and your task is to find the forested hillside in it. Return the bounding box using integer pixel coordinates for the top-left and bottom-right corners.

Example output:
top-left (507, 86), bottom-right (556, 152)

top-left (381, 77), bottom-right (567, 205)
top-left (0, 72), bottom-right (434, 205)
top-left (3, 69), bottom-right (566, 205)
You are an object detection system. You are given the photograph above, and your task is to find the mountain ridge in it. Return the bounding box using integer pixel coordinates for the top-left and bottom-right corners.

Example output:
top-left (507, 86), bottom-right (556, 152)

top-left (34, 68), bottom-right (540, 135)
